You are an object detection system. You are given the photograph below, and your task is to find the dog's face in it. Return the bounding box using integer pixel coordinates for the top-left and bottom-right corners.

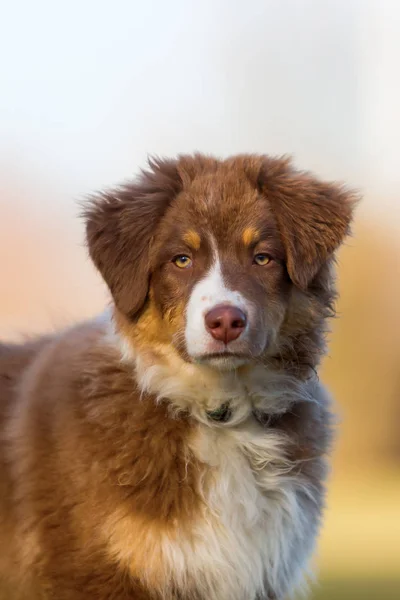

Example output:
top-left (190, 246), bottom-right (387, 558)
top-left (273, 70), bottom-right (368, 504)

top-left (86, 154), bottom-right (356, 373)
top-left (149, 177), bottom-right (289, 369)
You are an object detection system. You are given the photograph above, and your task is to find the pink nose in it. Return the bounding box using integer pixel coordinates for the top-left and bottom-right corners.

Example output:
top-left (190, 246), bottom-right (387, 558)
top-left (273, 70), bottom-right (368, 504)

top-left (205, 305), bottom-right (247, 344)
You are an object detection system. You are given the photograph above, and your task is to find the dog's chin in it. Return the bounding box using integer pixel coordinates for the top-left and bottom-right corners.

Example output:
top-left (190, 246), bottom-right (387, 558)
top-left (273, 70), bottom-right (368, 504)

top-left (193, 353), bottom-right (252, 371)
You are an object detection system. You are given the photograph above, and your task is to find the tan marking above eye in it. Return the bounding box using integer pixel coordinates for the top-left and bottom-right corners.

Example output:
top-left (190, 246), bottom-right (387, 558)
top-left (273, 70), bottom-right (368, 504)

top-left (173, 255), bottom-right (193, 269)
top-left (183, 230), bottom-right (201, 251)
top-left (242, 227), bottom-right (260, 247)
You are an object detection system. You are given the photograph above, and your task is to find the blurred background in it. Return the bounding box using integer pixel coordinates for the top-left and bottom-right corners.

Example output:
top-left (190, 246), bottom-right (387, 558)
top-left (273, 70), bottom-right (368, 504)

top-left (1, 1), bottom-right (399, 598)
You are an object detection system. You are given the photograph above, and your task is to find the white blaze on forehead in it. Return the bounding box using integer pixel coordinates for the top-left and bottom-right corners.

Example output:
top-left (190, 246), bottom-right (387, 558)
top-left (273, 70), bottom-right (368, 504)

top-left (185, 251), bottom-right (251, 357)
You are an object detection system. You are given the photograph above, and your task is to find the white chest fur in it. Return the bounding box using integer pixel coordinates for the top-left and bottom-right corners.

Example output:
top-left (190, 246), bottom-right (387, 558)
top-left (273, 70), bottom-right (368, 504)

top-left (158, 419), bottom-right (318, 600)
top-left (113, 335), bottom-right (324, 599)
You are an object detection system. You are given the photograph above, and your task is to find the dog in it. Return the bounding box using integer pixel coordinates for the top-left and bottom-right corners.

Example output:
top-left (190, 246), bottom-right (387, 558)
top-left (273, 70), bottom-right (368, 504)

top-left (0, 153), bottom-right (356, 599)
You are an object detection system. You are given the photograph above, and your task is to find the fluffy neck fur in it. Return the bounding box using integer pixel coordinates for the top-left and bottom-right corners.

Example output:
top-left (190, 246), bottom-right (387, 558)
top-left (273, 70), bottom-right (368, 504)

top-left (105, 311), bottom-right (323, 600)
top-left (112, 315), bottom-right (315, 428)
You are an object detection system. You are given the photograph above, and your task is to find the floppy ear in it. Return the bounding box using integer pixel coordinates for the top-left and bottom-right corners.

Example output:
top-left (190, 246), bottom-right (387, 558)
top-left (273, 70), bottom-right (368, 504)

top-left (258, 158), bottom-right (358, 289)
top-left (84, 157), bottom-right (182, 318)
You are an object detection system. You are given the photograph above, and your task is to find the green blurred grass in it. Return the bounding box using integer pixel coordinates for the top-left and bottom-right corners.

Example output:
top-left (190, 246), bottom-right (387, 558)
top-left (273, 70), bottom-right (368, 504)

top-left (310, 579), bottom-right (400, 600)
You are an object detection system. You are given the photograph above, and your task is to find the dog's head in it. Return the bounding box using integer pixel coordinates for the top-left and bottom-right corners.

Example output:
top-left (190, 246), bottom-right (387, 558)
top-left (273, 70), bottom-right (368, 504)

top-left (85, 154), bottom-right (356, 374)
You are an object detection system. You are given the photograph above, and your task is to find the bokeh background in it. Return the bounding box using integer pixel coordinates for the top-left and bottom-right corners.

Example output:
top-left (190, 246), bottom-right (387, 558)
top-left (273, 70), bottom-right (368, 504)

top-left (1, 1), bottom-right (399, 598)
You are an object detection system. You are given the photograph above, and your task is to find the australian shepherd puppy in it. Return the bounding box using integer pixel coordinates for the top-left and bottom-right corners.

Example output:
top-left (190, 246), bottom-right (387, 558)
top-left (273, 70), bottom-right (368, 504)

top-left (0, 154), bottom-right (356, 600)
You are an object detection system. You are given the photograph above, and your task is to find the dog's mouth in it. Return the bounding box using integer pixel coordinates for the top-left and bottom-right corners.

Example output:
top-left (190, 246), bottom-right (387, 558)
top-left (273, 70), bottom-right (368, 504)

top-left (198, 351), bottom-right (247, 359)
top-left (195, 352), bottom-right (251, 370)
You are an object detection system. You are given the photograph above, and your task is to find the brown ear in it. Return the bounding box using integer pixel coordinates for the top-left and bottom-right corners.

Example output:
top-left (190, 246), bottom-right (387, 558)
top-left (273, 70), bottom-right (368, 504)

top-left (84, 157), bottom-right (182, 318)
top-left (258, 158), bottom-right (358, 289)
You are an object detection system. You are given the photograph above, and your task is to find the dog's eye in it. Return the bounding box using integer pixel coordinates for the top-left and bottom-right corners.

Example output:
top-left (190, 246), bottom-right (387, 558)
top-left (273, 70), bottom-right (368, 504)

top-left (253, 253), bottom-right (271, 266)
top-left (173, 255), bottom-right (193, 269)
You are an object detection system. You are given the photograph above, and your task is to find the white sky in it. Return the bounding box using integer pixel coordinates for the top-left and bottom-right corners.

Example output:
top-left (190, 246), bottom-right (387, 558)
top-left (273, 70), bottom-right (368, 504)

top-left (1, 1), bottom-right (399, 205)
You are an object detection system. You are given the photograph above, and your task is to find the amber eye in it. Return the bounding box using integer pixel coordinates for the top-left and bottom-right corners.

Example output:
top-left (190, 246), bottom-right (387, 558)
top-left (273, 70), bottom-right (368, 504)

top-left (253, 253), bottom-right (271, 266)
top-left (173, 255), bottom-right (193, 269)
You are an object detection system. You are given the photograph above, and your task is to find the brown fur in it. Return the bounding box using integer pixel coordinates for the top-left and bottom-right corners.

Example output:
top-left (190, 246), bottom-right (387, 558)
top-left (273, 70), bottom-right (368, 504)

top-left (0, 153), bottom-right (356, 599)
top-left (1, 325), bottom-right (205, 599)
top-left (86, 154), bottom-right (356, 375)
